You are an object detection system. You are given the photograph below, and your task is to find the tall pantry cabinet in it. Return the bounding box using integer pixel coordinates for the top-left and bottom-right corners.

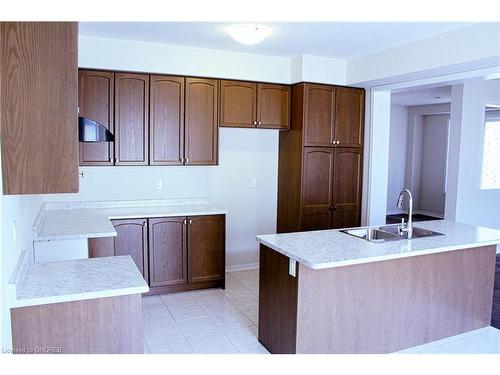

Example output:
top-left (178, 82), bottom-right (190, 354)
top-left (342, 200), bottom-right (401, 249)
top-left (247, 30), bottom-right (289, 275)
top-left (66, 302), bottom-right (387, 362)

top-left (277, 83), bottom-right (365, 233)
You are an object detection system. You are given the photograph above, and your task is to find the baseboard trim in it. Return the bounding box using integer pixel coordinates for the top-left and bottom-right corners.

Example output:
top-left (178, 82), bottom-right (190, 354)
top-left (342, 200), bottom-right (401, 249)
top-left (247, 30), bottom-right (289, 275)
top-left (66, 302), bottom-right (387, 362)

top-left (226, 263), bottom-right (259, 272)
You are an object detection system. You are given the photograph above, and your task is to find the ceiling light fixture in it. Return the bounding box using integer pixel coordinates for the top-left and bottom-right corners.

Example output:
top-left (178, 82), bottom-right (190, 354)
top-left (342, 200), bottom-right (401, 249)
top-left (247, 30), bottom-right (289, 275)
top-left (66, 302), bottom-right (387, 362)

top-left (224, 24), bottom-right (272, 45)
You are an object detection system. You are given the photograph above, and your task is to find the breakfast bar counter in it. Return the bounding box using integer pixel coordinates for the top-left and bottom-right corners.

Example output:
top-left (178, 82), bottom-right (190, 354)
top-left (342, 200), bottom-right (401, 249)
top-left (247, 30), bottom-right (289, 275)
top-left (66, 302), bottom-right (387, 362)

top-left (255, 220), bottom-right (500, 354)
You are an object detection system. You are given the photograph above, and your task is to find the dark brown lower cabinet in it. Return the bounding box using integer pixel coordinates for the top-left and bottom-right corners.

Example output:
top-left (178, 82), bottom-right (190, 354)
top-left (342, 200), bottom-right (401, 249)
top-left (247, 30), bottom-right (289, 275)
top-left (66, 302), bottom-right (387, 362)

top-left (148, 217), bottom-right (187, 287)
top-left (89, 218), bottom-right (148, 280)
top-left (89, 215), bottom-right (225, 295)
top-left (188, 215), bottom-right (226, 283)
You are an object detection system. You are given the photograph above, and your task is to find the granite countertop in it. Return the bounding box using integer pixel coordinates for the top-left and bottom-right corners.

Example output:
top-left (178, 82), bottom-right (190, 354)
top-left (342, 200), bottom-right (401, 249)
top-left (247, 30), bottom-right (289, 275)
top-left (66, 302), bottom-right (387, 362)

top-left (34, 198), bottom-right (228, 241)
top-left (11, 256), bottom-right (149, 308)
top-left (256, 220), bottom-right (500, 270)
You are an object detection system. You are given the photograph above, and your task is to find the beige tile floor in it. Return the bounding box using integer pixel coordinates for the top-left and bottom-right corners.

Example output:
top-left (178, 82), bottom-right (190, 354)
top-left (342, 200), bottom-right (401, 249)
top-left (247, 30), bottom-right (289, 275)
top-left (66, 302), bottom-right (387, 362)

top-left (142, 269), bottom-right (500, 354)
top-left (142, 270), bottom-right (268, 354)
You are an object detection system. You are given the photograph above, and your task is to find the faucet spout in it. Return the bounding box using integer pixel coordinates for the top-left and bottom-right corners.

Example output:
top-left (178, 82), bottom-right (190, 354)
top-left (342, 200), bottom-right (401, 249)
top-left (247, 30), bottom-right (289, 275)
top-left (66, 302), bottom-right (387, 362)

top-left (396, 188), bottom-right (413, 239)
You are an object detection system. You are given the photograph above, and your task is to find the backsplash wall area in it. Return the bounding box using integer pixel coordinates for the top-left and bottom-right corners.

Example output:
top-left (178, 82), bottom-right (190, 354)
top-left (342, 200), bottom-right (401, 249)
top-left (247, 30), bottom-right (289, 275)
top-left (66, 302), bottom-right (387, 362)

top-left (42, 128), bottom-right (279, 269)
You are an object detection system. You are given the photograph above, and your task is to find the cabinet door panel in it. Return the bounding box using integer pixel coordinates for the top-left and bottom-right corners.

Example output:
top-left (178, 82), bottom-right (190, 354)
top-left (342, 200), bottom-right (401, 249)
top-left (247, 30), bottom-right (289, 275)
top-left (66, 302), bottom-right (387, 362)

top-left (301, 147), bottom-right (334, 231)
top-left (219, 80), bottom-right (256, 128)
top-left (257, 83), bottom-right (290, 130)
top-left (303, 84), bottom-right (335, 147)
top-left (78, 70), bottom-right (114, 165)
top-left (185, 78), bottom-right (218, 165)
top-left (188, 215), bottom-right (225, 283)
top-left (332, 148), bottom-right (362, 228)
top-left (115, 73), bottom-right (149, 165)
top-left (111, 219), bottom-right (149, 280)
top-left (150, 75), bottom-right (184, 165)
top-left (148, 217), bottom-right (187, 287)
top-left (302, 147), bottom-right (334, 207)
top-left (334, 87), bottom-right (364, 148)
top-left (301, 207), bottom-right (332, 232)
top-left (0, 22), bottom-right (78, 195)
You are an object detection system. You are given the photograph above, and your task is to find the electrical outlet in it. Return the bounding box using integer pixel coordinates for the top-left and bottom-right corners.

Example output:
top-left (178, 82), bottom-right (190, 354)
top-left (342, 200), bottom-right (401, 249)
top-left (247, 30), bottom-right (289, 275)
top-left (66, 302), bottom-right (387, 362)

top-left (250, 177), bottom-right (257, 188)
top-left (156, 179), bottom-right (163, 190)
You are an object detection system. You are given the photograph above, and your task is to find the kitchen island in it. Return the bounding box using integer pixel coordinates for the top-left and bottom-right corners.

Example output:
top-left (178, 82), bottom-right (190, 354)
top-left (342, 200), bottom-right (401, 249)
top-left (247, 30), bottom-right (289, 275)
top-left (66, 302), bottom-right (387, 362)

top-left (256, 220), bottom-right (500, 354)
top-left (9, 255), bottom-right (149, 354)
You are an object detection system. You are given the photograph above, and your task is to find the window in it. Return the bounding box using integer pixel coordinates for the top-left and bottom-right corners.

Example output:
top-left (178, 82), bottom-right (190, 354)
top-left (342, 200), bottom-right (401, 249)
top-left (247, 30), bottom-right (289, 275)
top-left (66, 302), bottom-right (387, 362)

top-left (481, 119), bottom-right (500, 189)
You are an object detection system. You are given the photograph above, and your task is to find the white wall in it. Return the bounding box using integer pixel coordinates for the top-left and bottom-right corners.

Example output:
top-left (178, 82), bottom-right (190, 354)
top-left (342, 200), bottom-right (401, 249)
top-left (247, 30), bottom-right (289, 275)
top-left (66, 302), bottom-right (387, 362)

top-left (419, 114), bottom-right (449, 215)
top-left (0, 179), bottom-right (43, 351)
top-left (43, 129), bottom-right (278, 268)
top-left (386, 104), bottom-right (408, 213)
top-left (347, 23), bottom-right (500, 86)
top-left (446, 79), bottom-right (500, 228)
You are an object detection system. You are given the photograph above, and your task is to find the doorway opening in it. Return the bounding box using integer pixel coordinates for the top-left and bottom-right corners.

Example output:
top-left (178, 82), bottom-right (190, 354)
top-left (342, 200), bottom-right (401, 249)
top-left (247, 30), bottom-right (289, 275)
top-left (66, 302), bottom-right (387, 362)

top-left (386, 85), bottom-right (451, 224)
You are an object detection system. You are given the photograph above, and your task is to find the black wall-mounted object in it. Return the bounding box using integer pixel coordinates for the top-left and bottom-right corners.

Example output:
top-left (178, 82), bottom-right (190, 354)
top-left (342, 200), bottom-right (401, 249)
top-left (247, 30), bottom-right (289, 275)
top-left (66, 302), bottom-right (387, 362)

top-left (78, 116), bottom-right (114, 143)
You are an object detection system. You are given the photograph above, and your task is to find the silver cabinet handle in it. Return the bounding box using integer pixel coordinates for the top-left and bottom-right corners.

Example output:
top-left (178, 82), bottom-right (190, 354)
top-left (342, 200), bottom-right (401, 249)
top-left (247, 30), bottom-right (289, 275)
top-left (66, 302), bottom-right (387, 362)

top-left (258, 121), bottom-right (262, 125)
top-left (331, 140), bottom-right (335, 144)
top-left (189, 219), bottom-right (193, 224)
top-left (186, 158), bottom-right (189, 163)
top-left (183, 219), bottom-right (187, 225)
top-left (253, 120), bottom-right (257, 126)
top-left (336, 140), bottom-right (340, 145)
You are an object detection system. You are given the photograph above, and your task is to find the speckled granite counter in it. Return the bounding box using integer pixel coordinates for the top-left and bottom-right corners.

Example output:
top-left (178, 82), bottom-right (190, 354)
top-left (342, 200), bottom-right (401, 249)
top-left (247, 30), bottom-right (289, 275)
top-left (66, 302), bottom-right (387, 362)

top-left (256, 220), bottom-right (500, 270)
top-left (34, 198), bottom-right (228, 241)
top-left (11, 256), bottom-right (149, 308)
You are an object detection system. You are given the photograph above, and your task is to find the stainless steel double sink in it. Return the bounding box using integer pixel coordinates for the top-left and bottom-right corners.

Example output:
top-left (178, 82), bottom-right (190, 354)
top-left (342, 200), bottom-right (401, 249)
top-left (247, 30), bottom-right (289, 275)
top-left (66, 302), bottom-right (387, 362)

top-left (340, 225), bottom-right (444, 243)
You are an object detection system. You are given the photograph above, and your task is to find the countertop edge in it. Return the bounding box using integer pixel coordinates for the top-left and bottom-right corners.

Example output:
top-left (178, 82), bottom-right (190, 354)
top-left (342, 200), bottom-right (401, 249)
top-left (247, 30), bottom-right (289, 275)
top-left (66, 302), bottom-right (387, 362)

top-left (33, 206), bottom-right (228, 241)
top-left (256, 237), bottom-right (500, 270)
top-left (11, 285), bottom-right (149, 309)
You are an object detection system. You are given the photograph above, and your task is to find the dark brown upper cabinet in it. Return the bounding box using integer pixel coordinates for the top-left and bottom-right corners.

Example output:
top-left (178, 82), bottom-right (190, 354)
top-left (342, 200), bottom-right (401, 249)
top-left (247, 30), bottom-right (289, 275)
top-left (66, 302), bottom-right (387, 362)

top-left (219, 80), bottom-right (290, 130)
top-left (257, 83), bottom-right (290, 130)
top-left (303, 84), bottom-right (336, 147)
top-left (148, 217), bottom-right (187, 287)
top-left (184, 78), bottom-right (219, 166)
top-left (149, 75), bottom-right (185, 166)
top-left (114, 73), bottom-right (149, 165)
top-left (187, 215), bottom-right (225, 284)
top-left (334, 87), bottom-right (365, 148)
top-left (1, 22), bottom-right (79, 195)
top-left (219, 80), bottom-right (257, 128)
top-left (78, 70), bottom-right (115, 166)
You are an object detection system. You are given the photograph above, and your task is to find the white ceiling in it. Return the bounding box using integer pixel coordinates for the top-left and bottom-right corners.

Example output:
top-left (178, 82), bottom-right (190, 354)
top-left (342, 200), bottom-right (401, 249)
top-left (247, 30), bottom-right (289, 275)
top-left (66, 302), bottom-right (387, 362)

top-left (391, 86), bottom-right (452, 107)
top-left (78, 22), bottom-right (473, 59)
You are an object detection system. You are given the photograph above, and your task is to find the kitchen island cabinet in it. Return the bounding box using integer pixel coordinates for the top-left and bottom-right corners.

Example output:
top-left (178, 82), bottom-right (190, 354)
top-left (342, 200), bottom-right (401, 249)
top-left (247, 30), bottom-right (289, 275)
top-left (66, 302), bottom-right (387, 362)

top-left (256, 220), bottom-right (500, 354)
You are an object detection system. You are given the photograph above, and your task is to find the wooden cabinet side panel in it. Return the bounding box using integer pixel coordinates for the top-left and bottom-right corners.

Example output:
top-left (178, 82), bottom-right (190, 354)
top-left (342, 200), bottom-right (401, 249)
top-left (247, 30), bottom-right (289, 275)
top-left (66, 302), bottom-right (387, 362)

top-left (257, 83), bottom-right (291, 130)
top-left (277, 84), bottom-right (304, 233)
top-left (11, 294), bottom-right (143, 354)
top-left (219, 80), bottom-right (256, 128)
top-left (184, 78), bottom-right (219, 165)
top-left (78, 70), bottom-right (114, 165)
top-left (149, 75), bottom-right (184, 165)
top-left (88, 237), bottom-right (114, 258)
top-left (296, 246), bottom-right (496, 354)
top-left (187, 215), bottom-right (225, 283)
top-left (258, 245), bottom-right (298, 354)
top-left (114, 73), bottom-right (149, 165)
top-left (148, 217), bottom-right (187, 287)
top-left (0, 22), bottom-right (78, 194)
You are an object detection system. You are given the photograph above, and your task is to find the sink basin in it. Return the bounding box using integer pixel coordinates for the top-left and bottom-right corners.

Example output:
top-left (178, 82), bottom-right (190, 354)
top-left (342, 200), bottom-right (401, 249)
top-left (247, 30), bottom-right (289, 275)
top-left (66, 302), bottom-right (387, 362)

top-left (341, 228), bottom-right (399, 243)
top-left (379, 225), bottom-right (444, 239)
top-left (341, 225), bottom-right (444, 243)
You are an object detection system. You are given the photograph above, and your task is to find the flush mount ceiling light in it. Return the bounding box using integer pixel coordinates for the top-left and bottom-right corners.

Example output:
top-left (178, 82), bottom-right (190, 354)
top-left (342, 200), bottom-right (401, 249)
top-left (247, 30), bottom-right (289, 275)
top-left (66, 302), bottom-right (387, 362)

top-left (224, 24), bottom-right (272, 45)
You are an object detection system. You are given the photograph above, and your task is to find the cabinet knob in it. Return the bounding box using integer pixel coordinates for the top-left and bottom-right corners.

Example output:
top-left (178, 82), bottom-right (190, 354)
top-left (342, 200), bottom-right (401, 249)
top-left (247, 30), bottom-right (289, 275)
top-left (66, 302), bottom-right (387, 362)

top-left (336, 140), bottom-right (340, 145)
top-left (183, 219), bottom-right (187, 225)
top-left (331, 140), bottom-right (335, 144)
top-left (185, 158), bottom-right (189, 163)
top-left (189, 219), bottom-right (193, 224)
top-left (258, 121), bottom-right (262, 125)
top-left (253, 120), bottom-right (257, 126)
